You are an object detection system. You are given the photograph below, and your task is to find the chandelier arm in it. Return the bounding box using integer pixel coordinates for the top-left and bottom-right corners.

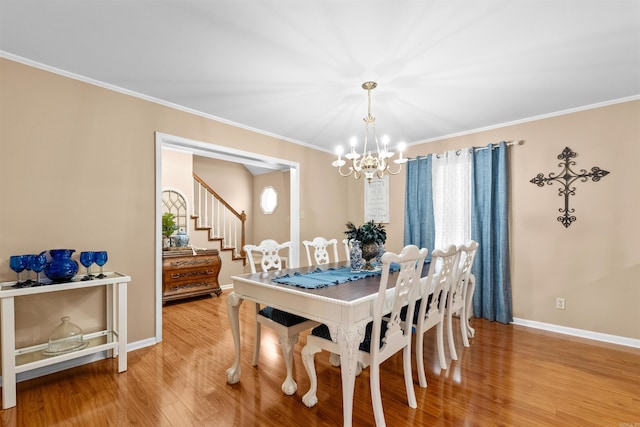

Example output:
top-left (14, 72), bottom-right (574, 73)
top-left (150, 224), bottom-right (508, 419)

top-left (386, 163), bottom-right (404, 175)
top-left (337, 165), bottom-right (354, 177)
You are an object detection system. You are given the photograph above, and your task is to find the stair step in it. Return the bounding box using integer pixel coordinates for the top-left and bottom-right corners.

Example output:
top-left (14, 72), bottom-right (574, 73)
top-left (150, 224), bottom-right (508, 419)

top-left (190, 177), bottom-right (246, 266)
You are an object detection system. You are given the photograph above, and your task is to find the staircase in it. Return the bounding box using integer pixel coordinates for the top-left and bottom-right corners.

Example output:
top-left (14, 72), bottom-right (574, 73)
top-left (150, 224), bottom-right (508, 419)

top-left (192, 173), bottom-right (246, 266)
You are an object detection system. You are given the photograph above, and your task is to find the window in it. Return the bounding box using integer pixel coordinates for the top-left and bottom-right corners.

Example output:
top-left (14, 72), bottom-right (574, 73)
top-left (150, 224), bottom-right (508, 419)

top-left (162, 189), bottom-right (188, 232)
top-left (260, 186), bottom-right (278, 214)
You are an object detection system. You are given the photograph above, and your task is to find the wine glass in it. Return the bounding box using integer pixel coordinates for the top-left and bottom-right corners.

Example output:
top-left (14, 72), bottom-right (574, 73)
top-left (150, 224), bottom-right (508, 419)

top-left (79, 251), bottom-right (95, 281)
top-left (22, 254), bottom-right (35, 286)
top-left (29, 253), bottom-right (47, 286)
top-left (9, 255), bottom-right (28, 288)
top-left (94, 251), bottom-right (108, 279)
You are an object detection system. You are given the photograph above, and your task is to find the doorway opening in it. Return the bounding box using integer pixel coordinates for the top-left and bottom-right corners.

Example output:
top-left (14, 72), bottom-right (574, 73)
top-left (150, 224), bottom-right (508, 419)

top-left (154, 132), bottom-right (300, 342)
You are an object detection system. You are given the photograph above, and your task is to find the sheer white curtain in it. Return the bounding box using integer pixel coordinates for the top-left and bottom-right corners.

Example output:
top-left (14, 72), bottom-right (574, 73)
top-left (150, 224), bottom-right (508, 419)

top-left (432, 149), bottom-right (472, 249)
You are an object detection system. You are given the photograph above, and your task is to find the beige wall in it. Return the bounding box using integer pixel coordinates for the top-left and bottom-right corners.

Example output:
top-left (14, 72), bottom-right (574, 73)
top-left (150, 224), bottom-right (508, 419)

top-left (400, 100), bottom-right (640, 339)
top-left (0, 58), bottom-right (348, 347)
top-left (252, 171), bottom-right (291, 245)
top-left (1, 57), bottom-right (638, 355)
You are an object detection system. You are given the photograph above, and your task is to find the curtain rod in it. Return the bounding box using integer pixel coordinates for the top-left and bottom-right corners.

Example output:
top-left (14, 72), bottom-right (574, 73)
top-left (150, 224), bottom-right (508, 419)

top-left (408, 140), bottom-right (524, 161)
top-left (474, 140), bottom-right (523, 151)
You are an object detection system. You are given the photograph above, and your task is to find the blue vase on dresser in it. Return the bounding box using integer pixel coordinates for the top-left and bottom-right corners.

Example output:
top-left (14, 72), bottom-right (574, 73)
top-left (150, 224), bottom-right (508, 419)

top-left (173, 229), bottom-right (189, 247)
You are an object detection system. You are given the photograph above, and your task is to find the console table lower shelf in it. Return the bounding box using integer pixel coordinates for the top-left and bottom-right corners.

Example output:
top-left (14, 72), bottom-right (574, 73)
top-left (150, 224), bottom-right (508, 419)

top-left (0, 272), bottom-right (131, 409)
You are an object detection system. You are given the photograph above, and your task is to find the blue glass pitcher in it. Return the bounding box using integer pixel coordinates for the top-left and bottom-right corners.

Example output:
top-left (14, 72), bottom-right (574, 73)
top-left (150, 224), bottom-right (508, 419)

top-left (43, 249), bottom-right (79, 283)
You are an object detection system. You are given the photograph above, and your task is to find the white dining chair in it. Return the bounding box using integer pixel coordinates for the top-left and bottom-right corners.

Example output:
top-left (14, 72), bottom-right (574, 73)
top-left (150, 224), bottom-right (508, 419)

top-left (446, 240), bottom-right (479, 361)
top-left (305, 237), bottom-right (350, 369)
top-left (244, 239), bottom-right (319, 395)
top-left (303, 237), bottom-right (339, 266)
top-left (342, 238), bottom-right (350, 261)
top-left (301, 245), bottom-right (428, 427)
top-left (401, 244), bottom-right (459, 384)
top-left (465, 273), bottom-right (477, 338)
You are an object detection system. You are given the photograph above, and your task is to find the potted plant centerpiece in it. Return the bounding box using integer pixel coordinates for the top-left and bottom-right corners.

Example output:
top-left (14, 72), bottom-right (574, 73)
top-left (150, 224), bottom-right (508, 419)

top-left (162, 212), bottom-right (178, 249)
top-left (345, 220), bottom-right (387, 270)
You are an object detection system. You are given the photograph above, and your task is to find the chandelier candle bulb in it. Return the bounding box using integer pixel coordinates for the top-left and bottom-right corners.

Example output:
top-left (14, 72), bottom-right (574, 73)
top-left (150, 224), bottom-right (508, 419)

top-left (395, 143), bottom-right (407, 164)
top-left (346, 137), bottom-right (359, 160)
top-left (382, 135), bottom-right (390, 153)
top-left (332, 146), bottom-right (346, 167)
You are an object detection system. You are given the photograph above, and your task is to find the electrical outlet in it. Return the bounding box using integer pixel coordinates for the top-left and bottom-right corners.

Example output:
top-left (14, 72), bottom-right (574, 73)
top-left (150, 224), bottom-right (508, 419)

top-left (556, 298), bottom-right (565, 310)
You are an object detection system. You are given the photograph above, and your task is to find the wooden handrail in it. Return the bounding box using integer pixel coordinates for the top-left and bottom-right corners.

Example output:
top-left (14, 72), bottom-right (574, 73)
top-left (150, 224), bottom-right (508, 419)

top-left (193, 173), bottom-right (246, 259)
top-left (193, 173), bottom-right (245, 220)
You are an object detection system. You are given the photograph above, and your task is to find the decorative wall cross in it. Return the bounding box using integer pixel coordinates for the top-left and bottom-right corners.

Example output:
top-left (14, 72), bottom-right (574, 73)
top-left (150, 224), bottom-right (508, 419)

top-left (530, 147), bottom-right (609, 228)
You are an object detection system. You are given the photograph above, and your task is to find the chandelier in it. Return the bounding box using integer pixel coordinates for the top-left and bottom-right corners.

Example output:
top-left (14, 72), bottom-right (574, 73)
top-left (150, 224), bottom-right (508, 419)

top-left (332, 81), bottom-right (407, 182)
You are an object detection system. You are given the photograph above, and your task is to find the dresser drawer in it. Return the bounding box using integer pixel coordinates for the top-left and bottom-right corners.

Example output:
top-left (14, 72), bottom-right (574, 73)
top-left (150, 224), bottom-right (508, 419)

top-left (162, 253), bottom-right (218, 271)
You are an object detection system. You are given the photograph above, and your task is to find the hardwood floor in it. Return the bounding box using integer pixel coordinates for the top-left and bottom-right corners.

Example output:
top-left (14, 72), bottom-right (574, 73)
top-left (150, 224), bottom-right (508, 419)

top-left (2, 290), bottom-right (639, 426)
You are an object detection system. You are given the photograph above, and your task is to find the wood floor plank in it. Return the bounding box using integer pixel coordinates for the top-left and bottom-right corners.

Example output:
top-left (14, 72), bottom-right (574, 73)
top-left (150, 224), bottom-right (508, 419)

top-left (1, 291), bottom-right (639, 426)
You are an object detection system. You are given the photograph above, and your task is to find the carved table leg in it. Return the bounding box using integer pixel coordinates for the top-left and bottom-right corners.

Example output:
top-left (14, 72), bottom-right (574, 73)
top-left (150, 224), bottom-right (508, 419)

top-left (301, 340), bottom-right (320, 408)
top-left (328, 353), bottom-right (363, 376)
top-left (335, 322), bottom-right (366, 427)
top-left (225, 292), bottom-right (243, 384)
top-left (279, 333), bottom-right (299, 395)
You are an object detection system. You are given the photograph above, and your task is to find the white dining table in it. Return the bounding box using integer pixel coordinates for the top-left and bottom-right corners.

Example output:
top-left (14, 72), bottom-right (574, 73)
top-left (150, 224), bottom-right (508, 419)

top-left (226, 262), bottom-right (397, 427)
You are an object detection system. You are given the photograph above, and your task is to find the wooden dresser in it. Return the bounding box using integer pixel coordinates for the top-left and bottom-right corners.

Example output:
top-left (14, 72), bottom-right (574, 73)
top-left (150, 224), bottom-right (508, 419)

top-left (162, 249), bottom-right (222, 303)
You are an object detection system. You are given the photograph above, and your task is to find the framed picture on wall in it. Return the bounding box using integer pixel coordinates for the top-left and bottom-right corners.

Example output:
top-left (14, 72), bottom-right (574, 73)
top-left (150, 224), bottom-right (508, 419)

top-left (364, 175), bottom-right (389, 223)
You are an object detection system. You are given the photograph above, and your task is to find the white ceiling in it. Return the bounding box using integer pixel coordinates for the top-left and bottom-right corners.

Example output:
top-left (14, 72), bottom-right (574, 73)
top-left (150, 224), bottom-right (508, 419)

top-left (1, 0), bottom-right (639, 156)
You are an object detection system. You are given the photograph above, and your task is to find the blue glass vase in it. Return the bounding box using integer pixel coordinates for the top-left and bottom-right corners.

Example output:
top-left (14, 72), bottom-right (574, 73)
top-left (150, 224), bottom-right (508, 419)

top-left (44, 249), bottom-right (79, 283)
top-left (349, 240), bottom-right (363, 272)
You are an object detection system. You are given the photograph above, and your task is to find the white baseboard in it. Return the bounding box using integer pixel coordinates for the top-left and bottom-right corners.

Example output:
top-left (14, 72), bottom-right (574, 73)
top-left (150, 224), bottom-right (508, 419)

top-left (127, 337), bottom-right (158, 352)
top-left (512, 317), bottom-right (640, 349)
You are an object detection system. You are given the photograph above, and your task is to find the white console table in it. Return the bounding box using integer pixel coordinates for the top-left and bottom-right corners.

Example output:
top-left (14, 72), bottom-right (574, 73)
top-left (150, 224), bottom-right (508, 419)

top-left (0, 272), bottom-right (131, 409)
